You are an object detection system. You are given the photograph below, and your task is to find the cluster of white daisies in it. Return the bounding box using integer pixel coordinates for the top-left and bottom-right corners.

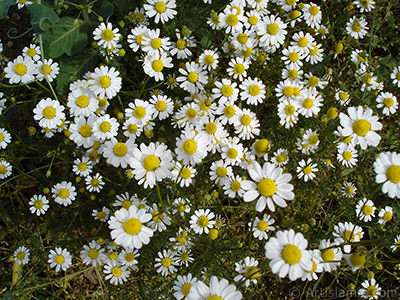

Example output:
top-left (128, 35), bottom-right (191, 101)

top-left (2, 0), bottom-right (400, 298)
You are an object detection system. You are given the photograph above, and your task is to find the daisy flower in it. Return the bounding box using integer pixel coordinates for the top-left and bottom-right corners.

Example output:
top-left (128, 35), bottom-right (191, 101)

top-left (239, 77), bottom-right (266, 105)
top-left (391, 235), bottom-right (400, 252)
top-left (170, 30), bottom-right (195, 59)
top-left (93, 22), bottom-right (121, 50)
top-left (108, 205), bottom-right (153, 249)
top-left (177, 61), bottom-right (208, 94)
top-left (242, 161), bottom-right (295, 212)
top-left (278, 99), bottom-right (300, 129)
top-left (141, 28), bottom-right (171, 56)
top-left (67, 87), bottom-right (98, 117)
top-left (302, 3), bottom-right (322, 29)
top-left (173, 274), bottom-right (198, 300)
top-left (250, 214), bottom-right (275, 240)
top-left (103, 138), bottom-right (136, 168)
top-left (234, 257), bottom-right (260, 287)
top-left (92, 114), bottom-right (119, 140)
top-left (52, 181), bottom-right (77, 206)
top-left (378, 206), bottom-right (393, 225)
top-left (72, 156), bottom-right (93, 177)
top-left (223, 175), bottom-right (244, 198)
top-left (373, 151), bottom-right (400, 198)
top-left (343, 252), bottom-right (366, 272)
top-left (346, 16), bottom-right (369, 39)
top-left (169, 228), bottom-right (193, 251)
top-left (355, 0), bottom-right (375, 12)
top-left (333, 221), bottom-right (363, 253)
top-left (118, 248), bottom-right (139, 268)
top-left (130, 142), bottom-right (173, 188)
top-left (356, 64), bottom-right (379, 92)
top-left (220, 137), bottom-right (244, 166)
top-left (22, 43), bottom-right (41, 61)
top-left (300, 129), bottom-right (319, 154)
top-left (306, 43), bottom-right (324, 65)
top-left (257, 15), bottom-right (287, 48)
top-left (88, 65), bottom-right (122, 99)
top-left (215, 100), bottom-right (241, 126)
top-left (265, 229), bottom-right (313, 281)
top-left (301, 250), bottom-right (323, 281)
top-left (209, 160), bottom-right (233, 186)
top-left (172, 197), bottom-right (191, 216)
top-left (339, 106), bottom-right (382, 150)
top-left (149, 94), bottom-right (173, 120)
top-left (335, 90), bottom-right (350, 106)
top-left (81, 240), bottom-right (106, 267)
top-left (189, 209), bottom-right (215, 234)
top-left (113, 192), bottom-right (139, 209)
top-left (14, 246), bottom-right (30, 265)
top-left (29, 194), bottom-right (49, 216)
top-left (175, 128), bottom-right (208, 166)
top-left (342, 182), bottom-right (357, 198)
top-left (186, 276), bottom-right (242, 300)
top-left (69, 115), bottom-right (97, 148)
top-left (125, 98), bottom-right (155, 127)
top-left (48, 247), bottom-right (72, 272)
top-left (226, 57), bottom-right (250, 81)
top-left (297, 158), bottom-right (318, 182)
top-left (290, 31), bottom-right (315, 56)
top-left (337, 144), bottom-right (358, 168)
top-left (197, 117), bottom-right (228, 154)
top-left (0, 128), bottom-right (11, 149)
top-left (127, 25), bottom-right (149, 52)
top-left (4, 55), bottom-right (36, 84)
top-left (143, 51), bottom-right (173, 81)
top-left (390, 66), bottom-right (400, 87)
top-left (199, 49), bottom-right (219, 70)
top-left (212, 78), bottom-right (239, 104)
top-left (85, 173), bottom-right (105, 193)
top-left (282, 46), bottom-right (305, 70)
top-left (148, 203), bottom-right (171, 232)
top-left (376, 92), bottom-right (398, 115)
top-left (0, 160), bottom-right (12, 179)
top-left (358, 278), bottom-right (381, 300)
top-left (33, 98), bottom-right (65, 129)
top-left (170, 163), bottom-right (196, 187)
top-left (319, 239), bottom-right (343, 272)
top-left (271, 148), bottom-right (289, 167)
top-left (92, 206), bottom-right (110, 222)
top-left (154, 249), bottom-right (179, 276)
top-left (297, 88), bottom-right (323, 118)
top-left (355, 198), bottom-right (376, 222)
top-left (103, 260), bottom-right (130, 285)
top-left (36, 58), bottom-right (59, 82)
top-left (219, 7), bottom-right (244, 34)
top-left (143, 0), bottom-right (177, 24)
top-left (233, 108), bottom-right (260, 140)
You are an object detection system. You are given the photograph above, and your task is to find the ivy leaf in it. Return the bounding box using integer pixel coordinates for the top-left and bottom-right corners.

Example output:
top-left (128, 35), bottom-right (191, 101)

top-left (56, 51), bottom-right (100, 92)
top-left (42, 17), bottom-right (88, 59)
top-left (27, 3), bottom-right (59, 34)
top-left (0, 0), bottom-right (15, 20)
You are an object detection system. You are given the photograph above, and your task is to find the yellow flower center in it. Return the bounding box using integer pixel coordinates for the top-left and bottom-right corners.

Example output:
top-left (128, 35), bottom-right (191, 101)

top-left (386, 165), bottom-right (400, 183)
top-left (40, 64), bottom-right (52, 75)
top-left (98, 76), bottom-right (111, 88)
top-left (155, 1), bottom-right (166, 13)
top-left (233, 63), bottom-right (245, 75)
top-left (151, 38), bottom-right (162, 49)
top-left (128, 124), bottom-right (138, 133)
top-left (176, 39), bottom-right (187, 50)
top-left (339, 92), bottom-right (348, 101)
top-left (187, 72), bottom-right (199, 83)
top-left (216, 167), bottom-right (227, 178)
top-left (58, 188), bottom-right (70, 199)
top-left (227, 148), bottom-right (238, 159)
top-left (308, 76), bottom-right (319, 87)
top-left (244, 266), bottom-right (260, 279)
top-left (298, 37), bottom-right (308, 47)
top-left (283, 86), bottom-right (294, 97)
top-left (204, 55), bottom-right (214, 66)
top-left (281, 244), bottom-right (302, 265)
top-left (307, 260), bottom-right (318, 273)
top-left (182, 139), bottom-right (197, 155)
top-left (343, 151), bottom-right (353, 161)
top-left (97, 211), bottom-right (106, 219)
top-left (43, 106), bottom-right (57, 119)
top-left (334, 43), bottom-right (343, 53)
top-left (182, 283), bottom-right (192, 296)
top-left (241, 115), bottom-right (251, 125)
top-left (112, 266), bottom-right (122, 277)
top-left (101, 29), bottom-right (114, 41)
top-left (231, 180), bottom-right (241, 191)
top-left (17, 251), bottom-right (26, 260)
top-left (303, 166), bottom-right (312, 174)
top-left (276, 154), bottom-right (288, 163)
top-left (197, 216), bottom-right (209, 228)
top-left (0, 133), bottom-right (4, 142)
top-left (254, 139), bottom-right (269, 155)
top-left (366, 286), bottom-right (377, 297)
top-left (285, 104), bottom-right (295, 116)
top-left (124, 253), bottom-right (135, 262)
top-left (152, 60), bottom-right (164, 72)
top-left (221, 85), bottom-right (233, 97)
top-left (162, 257), bottom-right (171, 267)
top-left (267, 23), bottom-right (279, 35)
top-left (352, 119), bottom-right (371, 136)
top-left (224, 105), bottom-right (235, 117)
top-left (363, 205), bottom-right (373, 216)
top-left (207, 297), bottom-right (223, 300)
top-left (133, 107), bottom-right (146, 119)
top-left (362, 73), bottom-right (372, 84)
top-left (180, 167), bottom-right (191, 179)
top-left (122, 200), bottom-right (132, 210)
top-left (396, 72), bottom-right (400, 80)
top-left (80, 125), bottom-right (92, 137)
top-left (257, 178), bottom-right (277, 197)
top-left (54, 255), bottom-right (65, 265)
top-left (99, 121), bottom-right (111, 132)
top-left (349, 252), bottom-right (366, 267)
top-left (237, 33), bottom-right (248, 44)
top-left (344, 230), bottom-right (355, 242)
top-left (383, 212), bottom-right (392, 221)
top-left (249, 15), bottom-right (258, 25)
top-left (303, 98), bottom-right (314, 109)
top-left (98, 97), bottom-right (108, 107)
top-left (152, 211), bottom-right (163, 222)
top-left (155, 101), bottom-right (167, 111)
top-left (352, 24), bottom-right (361, 32)
top-left (309, 135), bottom-right (318, 145)
top-left (384, 98), bottom-right (394, 108)
top-left (288, 10), bottom-right (300, 20)
top-left (309, 45), bottom-right (319, 55)
top-left (257, 220), bottom-right (269, 231)
top-left (143, 155), bottom-right (160, 171)
top-left (327, 107), bottom-right (338, 119)
top-left (14, 63), bottom-right (27, 76)
top-left (309, 5), bottom-right (319, 15)
top-left (88, 249), bottom-right (99, 259)
top-left (177, 203), bottom-right (187, 213)
top-left (113, 142), bottom-right (128, 157)
top-left (226, 14), bottom-right (238, 26)
top-left (91, 178), bottom-right (100, 187)
top-left (186, 108), bottom-right (197, 119)
top-left (289, 52), bottom-right (299, 62)
top-left (78, 162), bottom-right (87, 171)
top-left (108, 251), bottom-right (118, 260)
top-left (249, 84), bottom-right (261, 96)
top-left (26, 48), bottom-right (36, 57)
top-left (286, 0), bottom-right (296, 5)
top-left (123, 218), bottom-right (142, 235)
top-left (136, 34), bottom-right (145, 45)
top-left (76, 95), bottom-right (90, 108)
top-left (34, 200), bottom-right (43, 209)
top-left (205, 122), bottom-right (217, 134)
top-left (288, 69), bottom-right (298, 79)
top-left (321, 249), bottom-right (335, 261)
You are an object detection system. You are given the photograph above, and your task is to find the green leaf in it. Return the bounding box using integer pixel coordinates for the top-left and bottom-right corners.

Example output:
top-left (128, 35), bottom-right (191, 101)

top-left (91, 0), bottom-right (114, 25)
top-left (0, 0), bottom-right (15, 20)
top-left (42, 17), bottom-right (88, 59)
top-left (27, 3), bottom-right (59, 34)
top-left (56, 51), bottom-right (100, 92)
